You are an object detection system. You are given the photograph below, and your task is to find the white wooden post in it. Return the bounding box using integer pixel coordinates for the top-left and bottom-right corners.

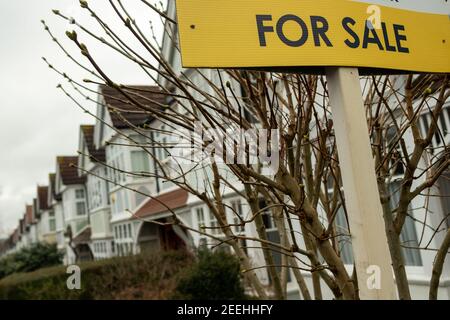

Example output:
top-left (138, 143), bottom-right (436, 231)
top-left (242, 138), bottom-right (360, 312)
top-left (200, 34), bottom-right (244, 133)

top-left (326, 67), bottom-right (396, 299)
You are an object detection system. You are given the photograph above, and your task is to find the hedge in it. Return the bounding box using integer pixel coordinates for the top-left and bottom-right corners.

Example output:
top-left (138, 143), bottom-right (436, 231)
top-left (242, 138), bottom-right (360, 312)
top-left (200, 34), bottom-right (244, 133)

top-left (0, 243), bottom-right (63, 279)
top-left (0, 251), bottom-right (192, 300)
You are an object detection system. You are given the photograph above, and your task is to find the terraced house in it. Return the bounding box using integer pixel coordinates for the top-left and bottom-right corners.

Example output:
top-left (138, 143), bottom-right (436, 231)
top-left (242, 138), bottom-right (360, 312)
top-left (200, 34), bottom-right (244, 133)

top-left (77, 125), bottom-right (112, 260)
top-left (47, 173), bottom-right (65, 255)
top-left (92, 85), bottom-right (192, 256)
top-left (54, 156), bottom-right (89, 264)
top-left (35, 186), bottom-right (56, 245)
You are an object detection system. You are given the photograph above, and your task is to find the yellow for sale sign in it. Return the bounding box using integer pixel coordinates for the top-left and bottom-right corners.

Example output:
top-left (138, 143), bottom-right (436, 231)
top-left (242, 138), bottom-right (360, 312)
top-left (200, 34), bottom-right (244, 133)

top-left (176, 0), bottom-right (450, 73)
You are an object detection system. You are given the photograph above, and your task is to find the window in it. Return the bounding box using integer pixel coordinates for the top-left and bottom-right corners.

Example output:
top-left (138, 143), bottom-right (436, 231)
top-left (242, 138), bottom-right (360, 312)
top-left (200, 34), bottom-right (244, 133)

top-left (262, 212), bottom-right (275, 230)
top-left (419, 107), bottom-right (450, 152)
top-left (107, 145), bottom-right (127, 185)
top-left (259, 199), bottom-right (291, 283)
top-left (230, 200), bottom-right (245, 233)
top-left (389, 181), bottom-right (423, 266)
top-left (334, 207), bottom-right (354, 265)
top-left (438, 173), bottom-right (450, 229)
top-left (123, 190), bottom-right (130, 211)
top-left (119, 154), bottom-right (126, 182)
top-left (196, 208), bottom-right (205, 230)
top-left (89, 177), bottom-right (103, 210)
top-left (76, 202), bottom-right (86, 216)
top-left (439, 112), bottom-right (448, 136)
top-left (196, 207), bottom-right (207, 247)
top-left (110, 160), bottom-right (117, 184)
top-left (131, 151), bottom-right (150, 173)
top-left (49, 212), bottom-right (56, 232)
top-left (386, 127), bottom-right (405, 176)
top-left (209, 209), bottom-right (220, 235)
top-left (75, 189), bottom-right (85, 199)
top-left (421, 114), bottom-right (430, 135)
top-left (155, 125), bottom-right (170, 161)
top-left (75, 188), bottom-right (86, 216)
top-left (49, 219), bottom-right (56, 232)
top-left (325, 176), bottom-right (354, 265)
top-left (161, 136), bottom-right (169, 159)
top-left (116, 191), bottom-right (123, 213)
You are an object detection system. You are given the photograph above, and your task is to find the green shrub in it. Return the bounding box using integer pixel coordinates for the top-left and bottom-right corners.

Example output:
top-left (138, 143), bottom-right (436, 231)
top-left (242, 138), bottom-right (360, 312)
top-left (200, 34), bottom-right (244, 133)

top-left (0, 243), bottom-right (63, 280)
top-left (173, 249), bottom-right (247, 300)
top-left (0, 255), bottom-right (19, 279)
top-left (0, 250), bottom-right (191, 300)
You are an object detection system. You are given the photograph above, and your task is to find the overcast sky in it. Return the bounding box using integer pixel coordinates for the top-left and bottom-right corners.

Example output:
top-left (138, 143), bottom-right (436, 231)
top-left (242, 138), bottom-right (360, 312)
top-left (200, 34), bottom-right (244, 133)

top-left (0, 0), bottom-right (164, 238)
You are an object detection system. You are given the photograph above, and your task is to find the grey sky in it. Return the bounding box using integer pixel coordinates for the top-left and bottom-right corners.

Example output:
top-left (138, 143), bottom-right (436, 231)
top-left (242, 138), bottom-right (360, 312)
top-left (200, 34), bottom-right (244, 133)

top-left (0, 0), bottom-right (164, 238)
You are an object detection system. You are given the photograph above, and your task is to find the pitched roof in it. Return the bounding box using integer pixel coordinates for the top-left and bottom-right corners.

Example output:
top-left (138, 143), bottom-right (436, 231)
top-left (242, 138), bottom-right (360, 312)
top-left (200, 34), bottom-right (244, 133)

top-left (73, 227), bottom-right (91, 245)
top-left (99, 85), bottom-right (166, 129)
top-left (37, 186), bottom-right (49, 211)
top-left (134, 188), bottom-right (189, 219)
top-left (25, 205), bottom-right (34, 225)
top-left (57, 156), bottom-right (86, 185)
top-left (80, 125), bottom-right (106, 162)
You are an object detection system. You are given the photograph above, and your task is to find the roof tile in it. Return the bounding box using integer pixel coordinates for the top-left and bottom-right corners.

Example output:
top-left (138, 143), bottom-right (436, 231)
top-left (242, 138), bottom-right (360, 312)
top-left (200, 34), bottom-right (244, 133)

top-left (37, 186), bottom-right (49, 211)
top-left (134, 188), bottom-right (188, 219)
top-left (99, 85), bottom-right (166, 129)
top-left (57, 156), bottom-right (86, 185)
top-left (80, 125), bottom-right (106, 162)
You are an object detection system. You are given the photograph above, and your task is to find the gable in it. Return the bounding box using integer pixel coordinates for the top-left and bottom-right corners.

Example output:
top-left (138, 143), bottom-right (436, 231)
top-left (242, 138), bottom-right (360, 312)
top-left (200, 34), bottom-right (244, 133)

top-left (94, 96), bottom-right (115, 149)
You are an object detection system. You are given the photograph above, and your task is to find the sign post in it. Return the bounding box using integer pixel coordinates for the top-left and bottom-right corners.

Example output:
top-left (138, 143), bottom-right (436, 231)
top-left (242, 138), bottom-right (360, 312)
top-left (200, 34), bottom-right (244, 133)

top-left (326, 67), bottom-right (395, 299)
top-left (175, 0), bottom-right (450, 299)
